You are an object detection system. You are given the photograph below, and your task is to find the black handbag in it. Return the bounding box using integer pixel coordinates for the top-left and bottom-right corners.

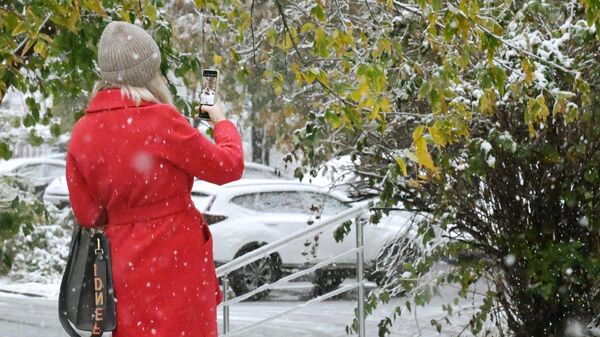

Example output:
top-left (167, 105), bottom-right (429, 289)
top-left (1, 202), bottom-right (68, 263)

top-left (58, 225), bottom-right (117, 337)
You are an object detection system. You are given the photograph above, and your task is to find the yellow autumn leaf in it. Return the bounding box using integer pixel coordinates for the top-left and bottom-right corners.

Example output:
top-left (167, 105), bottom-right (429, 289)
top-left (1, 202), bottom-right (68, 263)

top-left (33, 40), bottom-right (47, 58)
top-left (412, 126), bottom-right (438, 173)
top-left (479, 89), bottom-right (496, 116)
top-left (83, 0), bottom-right (106, 16)
top-left (301, 22), bottom-right (315, 33)
top-left (429, 121), bottom-right (447, 147)
top-left (522, 58), bottom-right (535, 86)
top-left (536, 94), bottom-right (549, 122)
top-left (213, 54), bottom-right (223, 65)
top-left (291, 63), bottom-right (302, 86)
top-left (415, 137), bottom-right (437, 172)
top-left (553, 98), bottom-right (566, 117)
top-left (394, 157), bottom-right (408, 176)
top-left (12, 21), bottom-right (29, 36)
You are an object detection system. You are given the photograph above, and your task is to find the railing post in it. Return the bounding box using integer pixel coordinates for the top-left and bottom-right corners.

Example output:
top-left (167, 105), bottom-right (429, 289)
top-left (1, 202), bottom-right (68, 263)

top-left (355, 215), bottom-right (366, 337)
top-left (222, 275), bottom-right (230, 334)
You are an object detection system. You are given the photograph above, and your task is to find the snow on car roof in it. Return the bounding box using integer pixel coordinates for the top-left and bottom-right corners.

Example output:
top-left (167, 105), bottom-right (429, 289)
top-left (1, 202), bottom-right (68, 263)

top-left (0, 157), bottom-right (66, 173)
top-left (222, 178), bottom-right (307, 187)
top-left (244, 162), bottom-right (275, 172)
top-left (220, 179), bottom-right (352, 200)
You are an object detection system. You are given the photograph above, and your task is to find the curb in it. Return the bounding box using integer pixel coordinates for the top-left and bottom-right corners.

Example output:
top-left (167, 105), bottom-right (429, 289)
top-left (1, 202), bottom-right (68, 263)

top-left (0, 288), bottom-right (45, 298)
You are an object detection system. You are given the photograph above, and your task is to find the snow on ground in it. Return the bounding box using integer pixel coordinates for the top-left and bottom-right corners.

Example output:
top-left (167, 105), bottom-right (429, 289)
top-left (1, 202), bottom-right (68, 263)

top-left (220, 283), bottom-right (483, 337)
top-left (0, 277), bottom-right (60, 298)
top-left (0, 263), bottom-right (486, 336)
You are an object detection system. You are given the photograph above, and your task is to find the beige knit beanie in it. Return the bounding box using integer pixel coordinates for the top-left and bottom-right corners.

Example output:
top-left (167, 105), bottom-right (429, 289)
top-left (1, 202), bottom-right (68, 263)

top-left (97, 21), bottom-right (161, 87)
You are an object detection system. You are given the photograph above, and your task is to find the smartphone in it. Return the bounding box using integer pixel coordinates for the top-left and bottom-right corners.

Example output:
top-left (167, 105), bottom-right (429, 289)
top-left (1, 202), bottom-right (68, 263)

top-left (198, 69), bottom-right (219, 119)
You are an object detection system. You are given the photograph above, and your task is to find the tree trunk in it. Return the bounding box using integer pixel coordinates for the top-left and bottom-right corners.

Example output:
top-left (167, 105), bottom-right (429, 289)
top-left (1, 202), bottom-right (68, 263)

top-left (251, 124), bottom-right (264, 163)
top-left (262, 126), bottom-right (270, 165)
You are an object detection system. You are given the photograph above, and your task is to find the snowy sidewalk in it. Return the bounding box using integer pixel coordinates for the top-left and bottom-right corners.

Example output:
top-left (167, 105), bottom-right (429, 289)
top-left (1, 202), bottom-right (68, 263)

top-left (0, 277), bottom-right (60, 298)
top-left (0, 264), bottom-right (483, 337)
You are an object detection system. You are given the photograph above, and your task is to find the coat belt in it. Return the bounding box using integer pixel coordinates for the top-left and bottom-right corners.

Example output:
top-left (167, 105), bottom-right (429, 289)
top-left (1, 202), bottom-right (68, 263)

top-left (107, 193), bottom-right (194, 225)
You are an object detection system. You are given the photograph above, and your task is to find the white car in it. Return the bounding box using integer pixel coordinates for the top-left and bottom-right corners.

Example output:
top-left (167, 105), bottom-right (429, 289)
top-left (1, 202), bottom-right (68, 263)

top-left (0, 157), bottom-right (66, 195)
top-left (43, 161), bottom-right (289, 208)
top-left (43, 175), bottom-right (70, 208)
top-left (193, 179), bottom-right (415, 298)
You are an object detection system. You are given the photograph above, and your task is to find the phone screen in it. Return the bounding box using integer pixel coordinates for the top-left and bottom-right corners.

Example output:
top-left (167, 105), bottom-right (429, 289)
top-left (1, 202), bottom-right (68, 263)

top-left (200, 69), bottom-right (218, 106)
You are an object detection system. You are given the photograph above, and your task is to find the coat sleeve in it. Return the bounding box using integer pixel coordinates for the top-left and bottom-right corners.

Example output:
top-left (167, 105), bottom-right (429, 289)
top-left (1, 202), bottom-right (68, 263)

top-left (66, 152), bottom-right (107, 228)
top-left (161, 106), bottom-right (244, 185)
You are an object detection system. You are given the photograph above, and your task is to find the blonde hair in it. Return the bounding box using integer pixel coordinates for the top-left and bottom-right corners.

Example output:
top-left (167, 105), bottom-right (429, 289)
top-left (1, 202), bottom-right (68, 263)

top-left (92, 74), bottom-right (173, 106)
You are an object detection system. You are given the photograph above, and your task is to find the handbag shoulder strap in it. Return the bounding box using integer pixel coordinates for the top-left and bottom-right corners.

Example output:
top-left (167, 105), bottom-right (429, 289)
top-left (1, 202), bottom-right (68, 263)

top-left (90, 233), bottom-right (108, 337)
top-left (58, 226), bottom-right (83, 337)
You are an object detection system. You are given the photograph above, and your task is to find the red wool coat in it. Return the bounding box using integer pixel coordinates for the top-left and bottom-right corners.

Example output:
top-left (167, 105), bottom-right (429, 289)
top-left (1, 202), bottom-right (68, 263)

top-left (66, 89), bottom-right (244, 337)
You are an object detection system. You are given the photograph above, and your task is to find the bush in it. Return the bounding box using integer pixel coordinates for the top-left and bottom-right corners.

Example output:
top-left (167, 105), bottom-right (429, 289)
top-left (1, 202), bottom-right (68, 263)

top-left (4, 205), bottom-right (72, 283)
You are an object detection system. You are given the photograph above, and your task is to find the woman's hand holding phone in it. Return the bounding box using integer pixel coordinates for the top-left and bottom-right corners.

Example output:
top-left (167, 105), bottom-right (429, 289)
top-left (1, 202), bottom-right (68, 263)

top-left (195, 103), bottom-right (226, 127)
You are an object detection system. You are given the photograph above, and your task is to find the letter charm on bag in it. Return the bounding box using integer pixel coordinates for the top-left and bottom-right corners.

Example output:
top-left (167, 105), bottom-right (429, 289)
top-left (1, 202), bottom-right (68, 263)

top-left (59, 225), bottom-right (116, 337)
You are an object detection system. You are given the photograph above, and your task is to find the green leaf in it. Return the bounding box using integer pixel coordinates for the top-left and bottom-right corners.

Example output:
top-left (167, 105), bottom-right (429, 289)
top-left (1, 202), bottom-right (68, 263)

top-left (266, 28), bottom-right (278, 45)
top-left (311, 4), bottom-right (327, 22)
top-left (28, 130), bottom-right (44, 146)
top-left (0, 142), bottom-right (12, 160)
top-left (324, 110), bottom-right (342, 128)
top-left (50, 124), bottom-right (61, 137)
top-left (490, 65), bottom-right (506, 96)
top-left (314, 27), bottom-right (329, 57)
top-left (333, 220), bottom-right (352, 242)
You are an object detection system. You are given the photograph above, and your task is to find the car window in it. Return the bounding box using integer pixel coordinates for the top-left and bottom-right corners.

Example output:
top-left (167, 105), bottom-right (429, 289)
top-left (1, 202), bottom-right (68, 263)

top-left (230, 191), bottom-right (350, 215)
top-left (44, 164), bottom-right (65, 178)
top-left (316, 194), bottom-right (352, 216)
top-left (15, 164), bottom-right (44, 179)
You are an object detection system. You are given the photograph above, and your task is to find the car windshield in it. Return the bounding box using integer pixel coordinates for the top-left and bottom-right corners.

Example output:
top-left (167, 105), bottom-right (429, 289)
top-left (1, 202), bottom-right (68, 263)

top-left (230, 191), bottom-right (350, 216)
top-left (15, 164), bottom-right (44, 179)
top-left (45, 164), bottom-right (65, 178)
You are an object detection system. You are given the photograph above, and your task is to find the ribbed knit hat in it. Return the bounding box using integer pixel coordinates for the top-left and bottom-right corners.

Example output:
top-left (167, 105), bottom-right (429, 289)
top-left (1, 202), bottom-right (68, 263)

top-left (97, 21), bottom-right (161, 87)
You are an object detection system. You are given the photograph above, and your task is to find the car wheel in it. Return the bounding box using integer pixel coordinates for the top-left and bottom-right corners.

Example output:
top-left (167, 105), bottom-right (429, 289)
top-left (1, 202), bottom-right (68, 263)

top-left (312, 269), bottom-right (350, 296)
top-left (229, 243), bottom-right (282, 301)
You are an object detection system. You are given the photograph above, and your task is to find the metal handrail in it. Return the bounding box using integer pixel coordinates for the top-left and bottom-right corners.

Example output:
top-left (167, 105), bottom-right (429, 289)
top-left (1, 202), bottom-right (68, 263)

top-left (220, 246), bottom-right (364, 306)
top-left (216, 202), bottom-right (369, 277)
top-left (218, 203), bottom-right (369, 337)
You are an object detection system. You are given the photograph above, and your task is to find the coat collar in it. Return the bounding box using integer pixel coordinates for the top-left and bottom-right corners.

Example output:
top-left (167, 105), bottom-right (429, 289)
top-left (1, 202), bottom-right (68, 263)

top-left (87, 88), bottom-right (155, 113)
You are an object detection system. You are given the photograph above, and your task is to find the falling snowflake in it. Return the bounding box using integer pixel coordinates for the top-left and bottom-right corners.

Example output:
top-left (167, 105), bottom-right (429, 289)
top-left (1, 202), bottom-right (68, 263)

top-left (504, 254), bottom-right (516, 267)
top-left (132, 152), bottom-right (153, 174)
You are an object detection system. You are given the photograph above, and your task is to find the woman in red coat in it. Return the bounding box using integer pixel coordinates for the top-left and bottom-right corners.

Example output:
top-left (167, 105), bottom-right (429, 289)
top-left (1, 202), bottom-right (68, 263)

top-left (66, 21), bottom-right (244, 337)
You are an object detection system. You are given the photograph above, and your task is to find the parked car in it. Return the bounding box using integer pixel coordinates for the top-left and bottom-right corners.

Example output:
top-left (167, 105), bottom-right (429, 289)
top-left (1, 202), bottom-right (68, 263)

top-left (0, 157), bottom-right (66, 195)
top-left (44, 161), bottom-right (289, 208)
top-left (192, 179), bottom-right (417, 299)
top-left (43, 175), bottom-right (70, 208)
